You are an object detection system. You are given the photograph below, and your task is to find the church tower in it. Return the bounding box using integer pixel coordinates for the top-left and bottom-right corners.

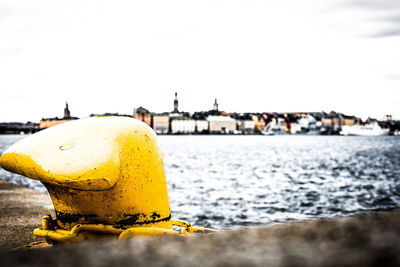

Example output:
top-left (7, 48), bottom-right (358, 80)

top-left (64, 102), bottom-right (71, 118)
top-left (173, 92), bottom-right (179, 112)
top-left (213, 98), bottom-right (218, 111)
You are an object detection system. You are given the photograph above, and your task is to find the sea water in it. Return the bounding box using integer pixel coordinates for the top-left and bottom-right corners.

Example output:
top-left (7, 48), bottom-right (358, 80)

top-left (1, 134), bottom-right (399, 229)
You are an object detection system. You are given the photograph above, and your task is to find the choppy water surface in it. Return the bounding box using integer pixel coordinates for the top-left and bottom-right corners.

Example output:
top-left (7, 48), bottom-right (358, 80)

top-left (1, 135), bottom-right (399, 229)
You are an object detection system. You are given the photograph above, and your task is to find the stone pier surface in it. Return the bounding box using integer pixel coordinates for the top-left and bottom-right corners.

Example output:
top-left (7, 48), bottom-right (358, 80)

top-left (0, 180), bottom-right (54, 250)
top-left (1, 180), bottom-right (400, 267)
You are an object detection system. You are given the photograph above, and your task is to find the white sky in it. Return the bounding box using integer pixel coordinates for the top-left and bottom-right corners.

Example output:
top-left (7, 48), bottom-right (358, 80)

top-left (0, 0), bottom-right (399, 122)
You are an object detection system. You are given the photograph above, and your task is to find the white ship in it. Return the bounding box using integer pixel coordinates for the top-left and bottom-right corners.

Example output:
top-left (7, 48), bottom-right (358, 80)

top-left (261, 118), bottom-right (288, 135)
top-left (340, 122), bottom-right (389, 136)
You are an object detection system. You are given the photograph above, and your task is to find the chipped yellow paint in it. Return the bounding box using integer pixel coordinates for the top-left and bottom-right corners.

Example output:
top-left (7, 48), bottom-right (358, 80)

top-left (0, 117), bottom-right (172, 230)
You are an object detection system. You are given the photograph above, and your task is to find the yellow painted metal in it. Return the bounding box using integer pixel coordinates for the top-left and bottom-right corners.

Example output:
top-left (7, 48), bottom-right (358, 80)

top-left (119, 227), bottom-right (179, 239)
top-left (171, 219), bottom-right (218, 234)
top-left (0, 116), bottom-right (216, 243)
top-left (33, 215), bottom-right (124, 243)
top-left (0, 117), bottom-right (171, 229)
top-left (31, 214), bottom-right (214, 243)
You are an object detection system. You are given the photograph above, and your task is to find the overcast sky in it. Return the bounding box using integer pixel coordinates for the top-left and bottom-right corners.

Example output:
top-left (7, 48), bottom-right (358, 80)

top-left (0, 0), bottom-right (399, 122)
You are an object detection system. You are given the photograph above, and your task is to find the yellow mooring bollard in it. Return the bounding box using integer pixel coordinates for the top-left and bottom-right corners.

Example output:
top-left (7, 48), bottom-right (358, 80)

top-left (0, 117), bottom-right (216, 244)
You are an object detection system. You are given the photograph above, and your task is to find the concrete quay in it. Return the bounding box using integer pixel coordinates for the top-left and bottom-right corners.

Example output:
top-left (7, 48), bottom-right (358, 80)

top-left (0, 180), bottom-right (399, 267)
top-left (0, 180), bottom-right (53, 250)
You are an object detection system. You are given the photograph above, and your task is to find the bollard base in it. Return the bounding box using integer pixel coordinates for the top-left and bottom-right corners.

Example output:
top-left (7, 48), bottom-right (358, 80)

top-left (31, 215), bottom-right (217, 244)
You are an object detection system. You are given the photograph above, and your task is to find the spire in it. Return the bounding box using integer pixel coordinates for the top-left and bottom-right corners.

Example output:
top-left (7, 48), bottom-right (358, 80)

top-left (173, 92), bottom-right (179, 112)
top-left (213, 98), bottom-right (218, 111)
top-left (64, 102), bottom-right (71, 119)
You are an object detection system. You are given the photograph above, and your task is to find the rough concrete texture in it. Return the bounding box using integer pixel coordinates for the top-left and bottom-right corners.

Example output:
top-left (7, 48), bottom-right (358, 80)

top-left (1, 180), bottom-right (399, 267)
top-left (0, 180), bottom-right (54, 250)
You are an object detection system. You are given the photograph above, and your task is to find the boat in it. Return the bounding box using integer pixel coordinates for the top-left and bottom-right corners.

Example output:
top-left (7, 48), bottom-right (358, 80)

top-left (261, 119), bottom-right (288, 135)
top-left (339, 122), bottom-right (389, 136)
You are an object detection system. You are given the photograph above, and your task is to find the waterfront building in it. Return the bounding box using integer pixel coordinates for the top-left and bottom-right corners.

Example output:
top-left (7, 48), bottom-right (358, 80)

top-left (251, 114), bottom-right (266, 131)
top-left (192, 112), bottom-right (209, 133)
top-left (40, 102), bottom-right (78, 129)
top-left (289, 123), bottom-right (301, 134)
top-left (234, 113), bottom-right (255, 134)
top-left (171, 117), bottom-right (196, 134)
top-left (153, 114), bottom-right (170, 134)
top-left (298, 114), bottom-right (317, 132)
top-left (133, 106), bottom-right (152, 127)
top-left (321, 111), bottom-right (343, 134)
top-left (342, 114), bottom-right (356, 126)
top-left (238, 119), bottom-right (255, 134)
top-left (196, 120), bottom-right (209, 133)
top-left (207, 115), bottom-right (237, 133)
top-left (278, 117), bottom-right (288, 132)
top-left (0, 122), bottom-right (40, 134)
top-left (39, 119), bottom-right (68, 129)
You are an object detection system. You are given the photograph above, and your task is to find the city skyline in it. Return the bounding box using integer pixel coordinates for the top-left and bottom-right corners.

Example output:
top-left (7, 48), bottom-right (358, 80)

top-left (1, 0), bottom-right (400, 122)
top-left (0, 93), bottom-right (396, 123)
top-left (2, 98), bottom-right (397, 136)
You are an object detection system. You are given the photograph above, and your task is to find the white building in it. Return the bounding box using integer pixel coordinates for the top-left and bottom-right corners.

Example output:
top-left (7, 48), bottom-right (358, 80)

top-left (153, 115), bottom-right (169, 134)
top-left (237, 120), bottom-right (255, 134)
top-left (290, 123), bottom-right (301, 134)
top-left (196, 120), bottom-right (208, 133)
top-left (207, 116), bottom-right (237, 133)
top-left (171, 117), bottom-right (196, 134)
top-left (299, 115), bottom-right (317, 131)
